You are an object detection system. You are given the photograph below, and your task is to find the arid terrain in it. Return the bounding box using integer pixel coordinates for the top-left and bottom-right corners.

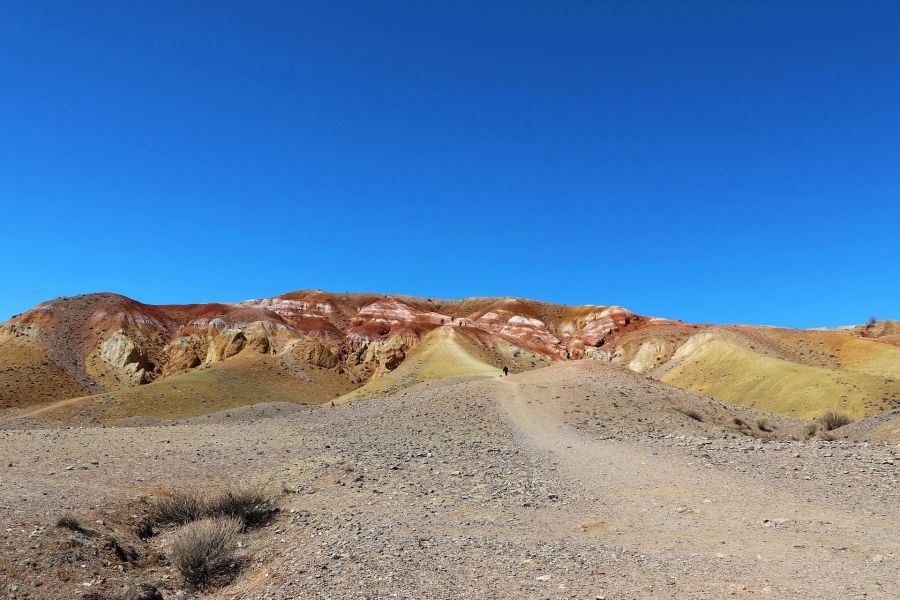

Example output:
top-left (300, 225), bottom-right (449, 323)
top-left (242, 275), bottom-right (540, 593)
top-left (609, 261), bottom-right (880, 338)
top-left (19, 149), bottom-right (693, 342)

top-left (0, 291), bottom-right (897, 599)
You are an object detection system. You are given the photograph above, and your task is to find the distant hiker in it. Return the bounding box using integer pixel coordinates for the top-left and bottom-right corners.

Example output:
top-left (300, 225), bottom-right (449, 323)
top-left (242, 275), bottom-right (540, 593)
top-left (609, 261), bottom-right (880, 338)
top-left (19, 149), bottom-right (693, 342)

top-left (502, 366), bottom-right (509, 376)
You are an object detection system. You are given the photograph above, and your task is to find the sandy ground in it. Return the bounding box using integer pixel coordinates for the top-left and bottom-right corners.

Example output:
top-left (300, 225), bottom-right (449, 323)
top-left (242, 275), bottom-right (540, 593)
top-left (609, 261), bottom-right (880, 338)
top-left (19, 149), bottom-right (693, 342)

top-left (0, 362), bottom-right (897, 599)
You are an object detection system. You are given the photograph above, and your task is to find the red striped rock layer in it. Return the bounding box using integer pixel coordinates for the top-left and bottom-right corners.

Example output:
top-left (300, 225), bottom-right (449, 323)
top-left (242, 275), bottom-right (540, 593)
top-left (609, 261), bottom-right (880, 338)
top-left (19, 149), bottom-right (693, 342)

top-left (4, 290), bottom-right (685, 392)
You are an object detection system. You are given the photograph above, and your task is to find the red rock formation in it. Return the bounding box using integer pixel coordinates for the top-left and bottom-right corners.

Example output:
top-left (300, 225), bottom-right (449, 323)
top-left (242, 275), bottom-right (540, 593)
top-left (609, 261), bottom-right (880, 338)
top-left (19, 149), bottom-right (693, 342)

top-left (2, 290), bottom-right (688, 395)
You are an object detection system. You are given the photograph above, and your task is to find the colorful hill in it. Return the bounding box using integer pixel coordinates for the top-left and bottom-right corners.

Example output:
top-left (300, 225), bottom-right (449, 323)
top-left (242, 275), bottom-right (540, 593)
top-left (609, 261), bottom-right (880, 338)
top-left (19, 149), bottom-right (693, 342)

top-left (1, 290), bottom-right (897, 427)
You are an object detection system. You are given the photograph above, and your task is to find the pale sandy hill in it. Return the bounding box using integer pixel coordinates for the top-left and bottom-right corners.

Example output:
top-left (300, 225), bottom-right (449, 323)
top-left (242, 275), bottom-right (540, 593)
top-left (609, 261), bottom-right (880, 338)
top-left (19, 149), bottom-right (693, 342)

top-left (339, 327), bottom-right (501, 401)
top-left (660, 332), bottom-right (900, 419)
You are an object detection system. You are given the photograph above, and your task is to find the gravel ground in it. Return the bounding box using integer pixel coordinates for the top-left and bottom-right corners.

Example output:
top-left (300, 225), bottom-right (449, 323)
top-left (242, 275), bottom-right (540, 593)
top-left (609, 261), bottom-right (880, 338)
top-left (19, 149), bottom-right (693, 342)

top-left (0, 362), bottom-right (897, 599)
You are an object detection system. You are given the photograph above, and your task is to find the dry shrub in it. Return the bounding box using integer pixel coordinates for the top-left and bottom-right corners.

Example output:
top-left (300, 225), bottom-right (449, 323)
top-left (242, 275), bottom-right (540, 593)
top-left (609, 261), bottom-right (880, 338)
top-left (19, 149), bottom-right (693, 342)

top-left (205, 487), bottom-right (278, 530)
top-left (679, 409), bottom-right (704, 422)
top-left (819, 411), bottom-right (852, 431)
top-left (756, 417), bottom-right (774, 432)
top-left (804, 422), bottom-right (818, 437)
top-left (170, 517), bottom-right (241, 588)
top-left (151, 491), bottom-right (204, 525)
top-left (819, 431), bottom-right (836, 441)
top-left (152, 486), bottom-right (277, 530)
top-left (56, 513), bottom-right (83, 532)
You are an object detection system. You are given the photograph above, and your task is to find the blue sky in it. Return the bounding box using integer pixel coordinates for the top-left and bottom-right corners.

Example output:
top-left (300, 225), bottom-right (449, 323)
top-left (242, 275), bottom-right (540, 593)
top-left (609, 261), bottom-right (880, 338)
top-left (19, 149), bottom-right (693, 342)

top-left (1, 1), bottom-right (898, 327)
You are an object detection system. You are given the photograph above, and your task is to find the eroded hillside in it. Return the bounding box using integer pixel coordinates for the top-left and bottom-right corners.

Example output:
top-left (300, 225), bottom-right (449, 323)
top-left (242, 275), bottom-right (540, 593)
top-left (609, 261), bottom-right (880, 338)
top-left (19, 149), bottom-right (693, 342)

top-left (1, 291), bottom-right (897, 425)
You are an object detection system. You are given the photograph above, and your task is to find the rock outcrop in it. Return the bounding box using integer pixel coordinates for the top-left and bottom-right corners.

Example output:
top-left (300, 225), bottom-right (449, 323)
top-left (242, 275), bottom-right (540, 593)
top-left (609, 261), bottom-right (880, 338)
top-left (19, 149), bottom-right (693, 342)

top-left (100, 332), bottom-right (152, 384)
top-left (161, 336), bottom-right (203, 377)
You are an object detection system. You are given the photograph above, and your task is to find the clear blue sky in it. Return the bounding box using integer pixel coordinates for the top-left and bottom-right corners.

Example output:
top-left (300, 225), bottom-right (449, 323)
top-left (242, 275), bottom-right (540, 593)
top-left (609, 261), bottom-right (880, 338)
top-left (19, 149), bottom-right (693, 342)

top-left (1, 1), bottom-right (898, 327)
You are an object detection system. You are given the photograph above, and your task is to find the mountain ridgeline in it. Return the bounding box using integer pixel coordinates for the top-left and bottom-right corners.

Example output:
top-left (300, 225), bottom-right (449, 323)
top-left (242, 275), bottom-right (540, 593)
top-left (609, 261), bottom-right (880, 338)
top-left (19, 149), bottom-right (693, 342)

top-left (1, 290), bottom-right (898, 427)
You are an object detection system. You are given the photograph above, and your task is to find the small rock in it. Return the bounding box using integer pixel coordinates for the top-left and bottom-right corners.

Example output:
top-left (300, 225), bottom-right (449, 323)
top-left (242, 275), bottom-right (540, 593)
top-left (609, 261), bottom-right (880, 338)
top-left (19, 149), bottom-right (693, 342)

top-left (125, 583), bottom-right (164, 600)
top-left (535, 574), bottom-right (552, 582)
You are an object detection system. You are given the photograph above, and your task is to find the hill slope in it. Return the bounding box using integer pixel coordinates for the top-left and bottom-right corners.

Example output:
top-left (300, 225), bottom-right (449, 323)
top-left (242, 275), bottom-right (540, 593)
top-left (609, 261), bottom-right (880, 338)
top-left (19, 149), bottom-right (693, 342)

top-left (660, 332), bottom-right (900, 419)
top-left (1, 290), bottom-right (897, 427)
top-left (339, 327), bottom-right (502, 401)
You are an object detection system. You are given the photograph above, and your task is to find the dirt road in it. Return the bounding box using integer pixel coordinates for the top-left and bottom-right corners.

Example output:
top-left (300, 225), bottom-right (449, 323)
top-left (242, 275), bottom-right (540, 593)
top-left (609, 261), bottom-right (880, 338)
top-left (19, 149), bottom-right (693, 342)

top-left (497, 375), bottom-right (899, 597)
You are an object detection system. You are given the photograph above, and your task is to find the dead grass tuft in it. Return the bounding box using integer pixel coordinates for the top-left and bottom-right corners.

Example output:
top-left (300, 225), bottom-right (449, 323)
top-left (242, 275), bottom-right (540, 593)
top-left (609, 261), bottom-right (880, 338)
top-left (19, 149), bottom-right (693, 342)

top-left (804, 421), bottom-right (818, 437)
top-left (205, 486), bottom-right (278, 530)
top-left (678, 408), bottom-right (704, 422)
top-left (170, 516), bottom-right (242, 589)
top-left (56, 513), bottom-right (84, 532)
top-left (819, 411), bottom-right (852, 431)
top-left (151, 491), bottom-right (204, 526)
top-left (152, 486), bottom-right (277, 530)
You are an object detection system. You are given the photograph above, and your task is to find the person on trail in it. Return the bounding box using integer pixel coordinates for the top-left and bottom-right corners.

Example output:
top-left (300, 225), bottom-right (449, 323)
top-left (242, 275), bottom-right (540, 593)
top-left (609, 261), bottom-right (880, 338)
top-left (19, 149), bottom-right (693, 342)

top-left (502, 366), bottom-right (509, 377)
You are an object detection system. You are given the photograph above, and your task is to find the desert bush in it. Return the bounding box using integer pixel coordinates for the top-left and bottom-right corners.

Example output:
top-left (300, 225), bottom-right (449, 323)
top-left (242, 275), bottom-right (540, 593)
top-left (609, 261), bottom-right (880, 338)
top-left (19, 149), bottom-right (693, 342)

top-left (819, 431), bottom-right (835, 442)
top-left (205, 487), bottom-right (278, 530)
top-left (804, 422), bottom-right (818, 437)
top-left (732, 417), bottom-right (746, 427)
top-left (153, 486), bottom-right (277, 530)
top-left (151, 491), bottom-right (204, 525)
top-left (679, 409), bottom-right (704, 422)
top-left (56, 513), bottom-right (83, 532)
top-left (819, 411), bottom-right (852, 431)
top-left (756, 417), bottom-right (774, 432)
top-left (170, 517), bottom-right (241, 589)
